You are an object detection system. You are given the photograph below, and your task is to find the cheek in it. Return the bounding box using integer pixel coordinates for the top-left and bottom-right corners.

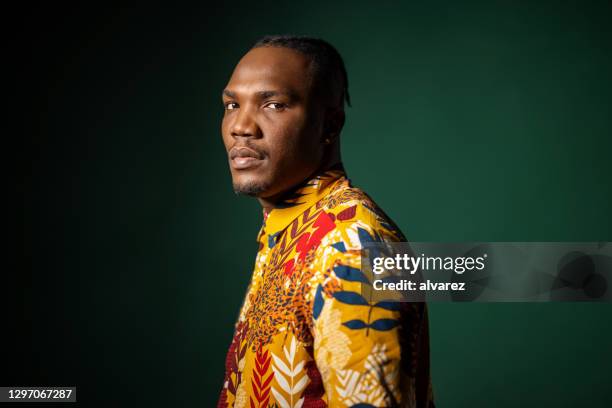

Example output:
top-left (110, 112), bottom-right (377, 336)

top-left (267, 136), bottom-right (321, 181)
top-left (266, 113), bottom-right (319, 155)
top-left (265, 128), bottom-right (303, 165)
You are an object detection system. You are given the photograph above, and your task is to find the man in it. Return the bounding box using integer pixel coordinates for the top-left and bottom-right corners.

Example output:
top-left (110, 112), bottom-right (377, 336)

top-left (218, 35), bottom-right (434, 408)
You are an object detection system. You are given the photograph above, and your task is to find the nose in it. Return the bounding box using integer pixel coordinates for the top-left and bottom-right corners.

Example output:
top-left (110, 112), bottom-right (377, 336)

top-left (231, 107), bottom-right (261, 139)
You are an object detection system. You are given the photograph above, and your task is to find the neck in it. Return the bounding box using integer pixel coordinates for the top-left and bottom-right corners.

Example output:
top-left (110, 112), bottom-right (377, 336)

top-left (258, 147), bottom-right (342, 213)
top-left (259, 196), bottom-right (278, 215)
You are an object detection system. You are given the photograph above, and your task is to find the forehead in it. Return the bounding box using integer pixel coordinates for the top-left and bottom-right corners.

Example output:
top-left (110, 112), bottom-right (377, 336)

top-left (225, 47), bottom-right (313, 96)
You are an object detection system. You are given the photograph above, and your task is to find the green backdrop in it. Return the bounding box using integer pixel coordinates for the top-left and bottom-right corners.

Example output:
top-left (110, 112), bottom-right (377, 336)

top-left (19, 1), bottom-right (611, 406)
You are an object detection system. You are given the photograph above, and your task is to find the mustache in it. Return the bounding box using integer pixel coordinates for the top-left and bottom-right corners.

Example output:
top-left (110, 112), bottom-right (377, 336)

top-left (229, 143), bottom-right (266, 160)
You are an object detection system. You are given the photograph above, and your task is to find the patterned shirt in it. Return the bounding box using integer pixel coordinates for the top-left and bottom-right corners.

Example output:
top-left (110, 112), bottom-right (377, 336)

top-left (218, 165), bottom-right (434, 408)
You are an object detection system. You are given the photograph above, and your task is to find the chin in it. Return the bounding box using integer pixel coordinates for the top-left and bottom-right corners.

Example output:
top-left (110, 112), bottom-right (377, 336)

top-left (232, 176), bottom-right (271, 197)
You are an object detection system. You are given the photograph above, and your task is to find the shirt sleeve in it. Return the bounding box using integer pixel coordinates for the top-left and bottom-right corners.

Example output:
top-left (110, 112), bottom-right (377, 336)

top-left (307, 220), bottom-right (432, 407)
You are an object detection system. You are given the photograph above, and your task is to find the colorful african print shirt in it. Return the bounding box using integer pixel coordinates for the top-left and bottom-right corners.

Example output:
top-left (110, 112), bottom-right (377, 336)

top-left (218, 165), bottom-right (434, 408)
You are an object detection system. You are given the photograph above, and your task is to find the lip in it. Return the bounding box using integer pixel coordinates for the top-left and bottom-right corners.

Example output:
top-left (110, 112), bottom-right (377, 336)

top-left (229, 146), bottom-right (265, 170)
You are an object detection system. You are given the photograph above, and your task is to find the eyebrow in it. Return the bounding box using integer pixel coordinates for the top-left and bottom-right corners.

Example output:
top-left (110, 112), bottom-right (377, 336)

top-left (222, 89), bottom-right (237, 98)
top-left (222, 89), bottom-right (298, 100)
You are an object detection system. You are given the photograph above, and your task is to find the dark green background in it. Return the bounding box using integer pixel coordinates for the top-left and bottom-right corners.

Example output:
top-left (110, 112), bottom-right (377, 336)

top-left (17, 1), bottom-right (611, 406)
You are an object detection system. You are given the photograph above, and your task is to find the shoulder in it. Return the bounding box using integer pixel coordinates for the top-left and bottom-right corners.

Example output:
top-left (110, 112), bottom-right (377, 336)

top-left (303, 183), bottom-right (407, 328)
top-left (317, 182), bottom-right (406, 249)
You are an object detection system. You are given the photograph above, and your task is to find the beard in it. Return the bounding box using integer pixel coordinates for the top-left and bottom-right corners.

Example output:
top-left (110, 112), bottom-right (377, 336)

top-left (233, 179), bottom-right (271, 197)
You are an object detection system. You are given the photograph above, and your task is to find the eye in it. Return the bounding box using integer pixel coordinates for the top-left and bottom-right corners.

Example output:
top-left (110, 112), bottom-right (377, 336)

top-left (224, 102), bottom-right (239, 110)
top-left (265, 102), bottom-right (286, 111)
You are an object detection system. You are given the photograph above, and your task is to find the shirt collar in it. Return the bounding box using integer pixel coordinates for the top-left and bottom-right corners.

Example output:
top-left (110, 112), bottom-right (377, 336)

top-left (261, 163), bottom-right (347, 241)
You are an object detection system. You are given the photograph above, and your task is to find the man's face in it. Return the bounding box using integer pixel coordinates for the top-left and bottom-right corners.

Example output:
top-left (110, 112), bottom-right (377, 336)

top-left (221, 46), bottom-right (325, 199)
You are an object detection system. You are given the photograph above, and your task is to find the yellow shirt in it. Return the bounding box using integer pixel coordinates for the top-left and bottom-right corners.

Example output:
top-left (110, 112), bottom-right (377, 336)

top-left (218, 165), bottom-right (434, 408)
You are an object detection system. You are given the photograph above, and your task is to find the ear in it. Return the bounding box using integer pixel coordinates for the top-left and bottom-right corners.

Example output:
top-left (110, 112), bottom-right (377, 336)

top-left (322, 108), bottom-right (345, 144)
